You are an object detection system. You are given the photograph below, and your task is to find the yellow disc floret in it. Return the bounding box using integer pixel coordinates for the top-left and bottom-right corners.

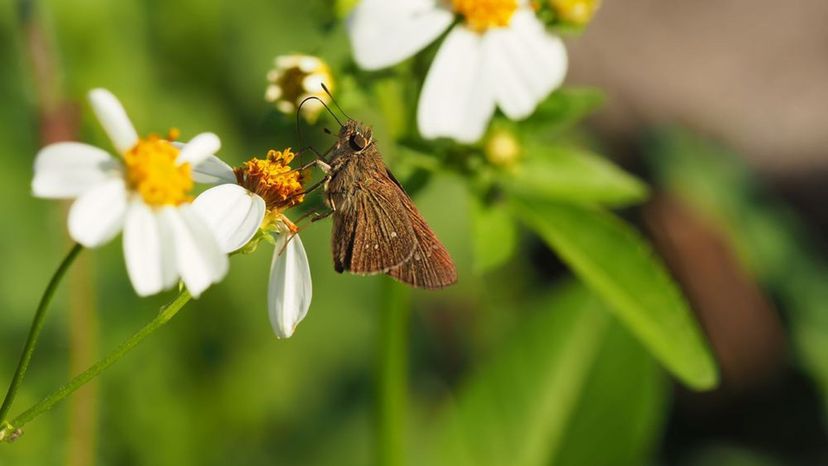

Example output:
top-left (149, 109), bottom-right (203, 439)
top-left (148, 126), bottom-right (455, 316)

top-left (124, 132), bottom-right (193, 206)
top-left (235, 148), bottom-right (306, 212)
top-left (452, 0), bottom-right (518, 32)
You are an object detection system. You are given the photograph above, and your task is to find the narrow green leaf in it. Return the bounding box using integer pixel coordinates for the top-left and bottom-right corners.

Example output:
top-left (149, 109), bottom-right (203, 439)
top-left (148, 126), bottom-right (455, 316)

top-left (470, 198), bottom-right (517, 274)
top-left (421, 284), bottom-right (612, 466)
top-left (502, 144), bottom-right (648, 207)
top-left (511, 198), bottom-right (718, 390)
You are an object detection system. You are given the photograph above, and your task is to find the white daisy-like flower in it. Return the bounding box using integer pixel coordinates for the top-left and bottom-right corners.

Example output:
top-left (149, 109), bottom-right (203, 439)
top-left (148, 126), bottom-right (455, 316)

top-left (192, 148), bottom-right (312, 338)
top-left (31, 88), bottom-right (228, 298)
top-left (265, 54), bottom-right (335, 123)
top-left (348, 0), bottom-right (568, 143)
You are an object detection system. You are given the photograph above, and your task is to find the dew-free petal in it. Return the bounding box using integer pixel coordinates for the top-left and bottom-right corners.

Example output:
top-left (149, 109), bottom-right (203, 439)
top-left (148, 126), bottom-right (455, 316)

top-left (348, 0), bottom-right (453, 70)
top-left (417, 26), bottom-right (496, 143)
top-left (123, 201), bottom-right (171, 297)
top-left (268, 234), bottom-right (312, 338)
top-left (67, 178), bottom-right (128, 248)
top-left (192, 154), bottom-right (236, 185)
top-left (193, 184), bottom-right (266, 253)
top-left (88, 88), bottom-right (139, 154)
top-left (486, 10), bottom-right (568, 119)
top-left (164, 205), bottom-right (228, 298)
top-left (32, 142), bottom-right (120, 199)
top-left (177, 132), bottom-right (221, 167)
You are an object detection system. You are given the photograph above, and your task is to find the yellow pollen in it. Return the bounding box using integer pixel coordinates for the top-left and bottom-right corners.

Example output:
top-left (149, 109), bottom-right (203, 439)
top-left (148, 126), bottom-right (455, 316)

top-left (235, 148), bottom-right (306, 212)
top-left (124, 133), bottom-right (192, 206)
top-left (452, 0), bottom-right (519, 32)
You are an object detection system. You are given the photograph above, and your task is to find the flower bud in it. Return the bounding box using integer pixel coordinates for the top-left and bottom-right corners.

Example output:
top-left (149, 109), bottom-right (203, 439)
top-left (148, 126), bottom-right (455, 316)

top-left (485, 128), bottom-right (522, 168)
top-left (549, 0), bottom-right (600, 26)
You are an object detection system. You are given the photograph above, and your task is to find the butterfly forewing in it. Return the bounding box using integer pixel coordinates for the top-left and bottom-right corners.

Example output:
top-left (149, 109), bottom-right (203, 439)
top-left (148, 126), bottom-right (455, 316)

top-left (331, 177), bottom-right (417, 274)
top-left (386, 197), bottom-right (457, 289)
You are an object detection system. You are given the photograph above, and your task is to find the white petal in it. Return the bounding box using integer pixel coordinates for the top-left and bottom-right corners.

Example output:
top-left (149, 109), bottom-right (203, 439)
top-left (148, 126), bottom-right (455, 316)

top-left (123, 201), bottom-right (176, 296)
top-left (177, 132), bottom-right (221, 167)
top-left (417, 26), bottom-right (496, 143)
top-left (268, 234), bottom-right (312, 339)
top-left (487, 10), bottom-right (568, 119)
top-left (348, 0), bottom-right (453, 70)
top-left (192, 154), bottom-right (236, 185)
top-left (67, 178), bottom-right (128, 248)
top-left (88, 89), bottom-right (139, 154)
top-left (32, 142), bottom-right (121, 199)
top-left (164, 205), bottom-right (229, 298)
top-left (192, 185), bottom-right (266, 253)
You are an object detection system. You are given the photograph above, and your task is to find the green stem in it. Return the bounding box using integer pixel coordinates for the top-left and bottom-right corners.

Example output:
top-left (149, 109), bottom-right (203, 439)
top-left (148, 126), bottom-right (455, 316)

top-left (1, 289), bottom-right (192, 442)
top-left (0, 243), bottom-right (83, 424)
top-left (377, 280), bottom-right (411, 466)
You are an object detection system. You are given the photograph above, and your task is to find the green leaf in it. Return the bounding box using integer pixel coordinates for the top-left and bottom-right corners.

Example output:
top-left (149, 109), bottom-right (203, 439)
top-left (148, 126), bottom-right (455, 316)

top-left (501, 144), bottom-right (648, 207)
top-left (528, 87), bottom-right (605, 134)
top-left (510, 198), bottom-right (718, 390)
top-left (552, 322), bottom-right (668, 466)
top-left (421, 283), bottom-right (667, 466)
top-left (470, 198), bottom-right (517, 274)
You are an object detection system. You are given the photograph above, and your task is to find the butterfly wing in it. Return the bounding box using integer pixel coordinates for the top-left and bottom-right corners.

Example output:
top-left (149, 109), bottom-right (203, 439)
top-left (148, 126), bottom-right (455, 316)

top-left (386, 195), bottom-right (458, 289)
top-left (331, 178), bottom-right (417, 274)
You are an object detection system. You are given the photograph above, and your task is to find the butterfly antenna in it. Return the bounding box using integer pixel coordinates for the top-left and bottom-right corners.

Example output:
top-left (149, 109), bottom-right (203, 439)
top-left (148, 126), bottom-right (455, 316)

top-left (321, 83), bottom-right (352, 121)
top-left (296, 95), bottom-right (343, 162)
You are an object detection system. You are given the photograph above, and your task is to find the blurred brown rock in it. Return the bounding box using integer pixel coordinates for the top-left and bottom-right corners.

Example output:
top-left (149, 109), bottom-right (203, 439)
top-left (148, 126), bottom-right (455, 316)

top-left (567, 0), bottom-right (828, 174)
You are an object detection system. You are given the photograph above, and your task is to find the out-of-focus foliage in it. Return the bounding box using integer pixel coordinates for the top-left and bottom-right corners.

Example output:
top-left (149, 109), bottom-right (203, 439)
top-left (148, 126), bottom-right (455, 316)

top-left (511, 199), bottom-right (717, 389)
top-left (419, 283), bottom-right (667, 466)
top-left (648, 129), bottom-right (828, 414)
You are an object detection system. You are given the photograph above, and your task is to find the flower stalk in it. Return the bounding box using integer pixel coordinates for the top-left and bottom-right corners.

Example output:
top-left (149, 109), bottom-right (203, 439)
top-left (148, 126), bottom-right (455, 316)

top-left (1, 289), bottom-right (192, 443)
top-left (0, 243), bottom-right (83, 425)
top-left (377, 280), bottom-right (412, 466)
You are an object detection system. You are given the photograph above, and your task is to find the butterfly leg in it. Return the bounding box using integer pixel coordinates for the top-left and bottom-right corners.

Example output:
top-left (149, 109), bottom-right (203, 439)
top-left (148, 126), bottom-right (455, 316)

top-left (275, 209), bottom-right (333, 256)
top-left (296, 140), bottom-right (336, 163)
top-left (293, 207), bottom-right (333, 225)
top-left (288, 156), bottom-right (332, 176)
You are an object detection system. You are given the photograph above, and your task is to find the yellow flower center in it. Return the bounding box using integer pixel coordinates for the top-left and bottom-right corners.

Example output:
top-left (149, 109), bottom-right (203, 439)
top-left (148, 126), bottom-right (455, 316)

top-left (452, 0), bottom-right (519, 32)
top-left (235, 148), bottom-right (306, 212)
top-left (124, 130), bottom-right (193, 206)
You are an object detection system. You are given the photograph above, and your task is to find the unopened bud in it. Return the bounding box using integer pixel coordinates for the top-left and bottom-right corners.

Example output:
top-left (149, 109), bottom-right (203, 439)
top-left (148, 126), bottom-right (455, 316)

top-left (550, 0), bottom-right (600, 26)
top-left (485, 129), bottom-right (522, 168)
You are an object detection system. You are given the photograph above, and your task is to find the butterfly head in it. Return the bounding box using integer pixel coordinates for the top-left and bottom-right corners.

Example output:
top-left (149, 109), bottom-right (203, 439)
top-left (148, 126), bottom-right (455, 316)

top-left (340, 119), bottom-right (374, 154)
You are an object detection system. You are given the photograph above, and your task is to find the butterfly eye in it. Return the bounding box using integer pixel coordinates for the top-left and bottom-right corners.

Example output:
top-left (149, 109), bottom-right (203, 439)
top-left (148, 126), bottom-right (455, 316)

top-left (349, 133), bottom-right (367, 151)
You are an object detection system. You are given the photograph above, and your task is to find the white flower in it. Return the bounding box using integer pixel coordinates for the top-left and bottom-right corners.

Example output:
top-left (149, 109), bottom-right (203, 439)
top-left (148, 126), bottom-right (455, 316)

top-left (348, 0), bottom-right (568, 143)
top-left (265, 54), bottom-right (335, 123)
top-left (192, 149), bottom-right (313, 339)
top-left (31, 88), bottom-right (228, 298)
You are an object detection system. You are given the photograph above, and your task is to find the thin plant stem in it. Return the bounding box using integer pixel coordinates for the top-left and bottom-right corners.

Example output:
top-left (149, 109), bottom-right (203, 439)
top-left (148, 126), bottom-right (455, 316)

top-left (377, 280), bottom-right (412, 466)
top-left (0, 289), bottom-right (193, 440)
top-left (0, 243), bottom-right (83, 424)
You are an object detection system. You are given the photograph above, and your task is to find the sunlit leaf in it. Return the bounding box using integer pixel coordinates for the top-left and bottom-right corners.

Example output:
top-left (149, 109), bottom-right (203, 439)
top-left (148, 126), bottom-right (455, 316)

top-left (501, 144), bottom-right (648, 207)
top-left (511, 198), bottom-right (718, 390)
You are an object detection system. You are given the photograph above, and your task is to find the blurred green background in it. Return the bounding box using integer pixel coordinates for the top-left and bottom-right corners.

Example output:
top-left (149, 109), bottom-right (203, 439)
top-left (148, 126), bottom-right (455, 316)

top-left (1, 1), bottom-right (828, 465)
